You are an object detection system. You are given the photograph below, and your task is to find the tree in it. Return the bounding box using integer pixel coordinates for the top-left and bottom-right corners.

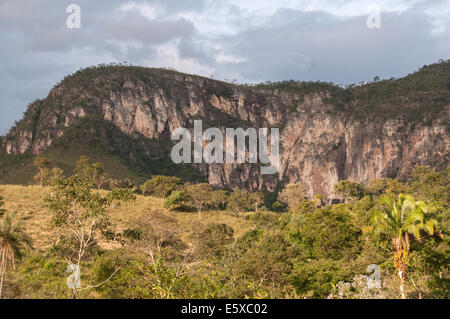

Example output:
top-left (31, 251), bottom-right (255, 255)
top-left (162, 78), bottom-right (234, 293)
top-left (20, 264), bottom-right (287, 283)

top-left (197, 224), bottom-right (234, 259)
top-left (44, 174), bottom-right (136, 298)
top-left (371, 193), bottom-right (437, 299)
top-left (334, 180), bottom-right (366, 211)
top-left (313, 194), bottom-right (323, 207)
top-left (185, 183), bottom-right (213, 219)
top-left (92, 162), bottom-right (109, 191)
top-left (368, 178), bottom-right (405, 195)
top-left (210, 190), bottom-right (229, 210)
top-left (334, 180), bottom-right (366, 202)
top-left (74, 155), bottom-right (94, 182)
top-left (227, 188), bottom-right (253, 217)
top-left (287, 206), bottom-right (362, 260)
top-left (140, 176), bottom-right (181, 198)
top-left (33, 157), bottom-right (50, 187)
top-left (109, 178), bottom-right (134, 190)
top-left (74, 156), bottom-right (109, 190)
top-left (49, 167), bottom-right (64, 185)
top-left (0, 212), bottom-right (32, 298)
top-left (278, 183), bottom-right (306, 209)
top-left (234, 233), bottom-right (294, 296)
top-left (409, 165), bottom-right (449, 203)
top-left (164, 190), bottom-right (188, 211)
top-left (123, 210), bottom-right (185, 266)
top-left (250, 192), bottom-right (264, 212)
top-left (122, 211), bottom-right (187, 299)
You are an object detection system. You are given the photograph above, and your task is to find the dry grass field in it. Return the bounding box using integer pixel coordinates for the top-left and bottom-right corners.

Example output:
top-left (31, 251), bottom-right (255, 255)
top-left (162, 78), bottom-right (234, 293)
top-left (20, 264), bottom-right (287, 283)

top-left (0, 184), bottom-right (258, 252)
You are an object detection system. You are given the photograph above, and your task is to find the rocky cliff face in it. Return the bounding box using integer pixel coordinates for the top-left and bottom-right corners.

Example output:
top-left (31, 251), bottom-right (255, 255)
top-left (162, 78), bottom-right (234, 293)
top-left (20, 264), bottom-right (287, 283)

top-left (2, 63), bottom-right (449, 198)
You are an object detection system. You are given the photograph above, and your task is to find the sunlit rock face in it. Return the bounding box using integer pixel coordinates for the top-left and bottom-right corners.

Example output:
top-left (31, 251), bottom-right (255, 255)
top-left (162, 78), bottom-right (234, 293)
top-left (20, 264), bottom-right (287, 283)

top-left (2, 66), bottom-right (449, 199)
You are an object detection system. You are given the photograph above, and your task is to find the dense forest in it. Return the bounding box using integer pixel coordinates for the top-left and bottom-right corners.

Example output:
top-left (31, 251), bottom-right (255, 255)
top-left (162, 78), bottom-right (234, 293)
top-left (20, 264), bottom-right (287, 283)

top-left (0, 155), bottom-right (448, 299)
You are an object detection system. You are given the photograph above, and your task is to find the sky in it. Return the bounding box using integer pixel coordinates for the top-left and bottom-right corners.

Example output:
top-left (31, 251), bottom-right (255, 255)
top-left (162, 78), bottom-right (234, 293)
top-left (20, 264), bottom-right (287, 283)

top-left (0, 0), bottom-right (449, 134)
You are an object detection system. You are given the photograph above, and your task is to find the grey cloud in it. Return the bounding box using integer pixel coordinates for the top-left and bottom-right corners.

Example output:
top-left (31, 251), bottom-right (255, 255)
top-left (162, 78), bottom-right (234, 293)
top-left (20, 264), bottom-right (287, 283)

top-left (0, 0), bottom-right (448, 134)
top-left (210, 8), bottom-right (449, 84)
top-left (103, 14), bottom-right (196, 44)
top-left (158, 0), bottom-right (207, 13)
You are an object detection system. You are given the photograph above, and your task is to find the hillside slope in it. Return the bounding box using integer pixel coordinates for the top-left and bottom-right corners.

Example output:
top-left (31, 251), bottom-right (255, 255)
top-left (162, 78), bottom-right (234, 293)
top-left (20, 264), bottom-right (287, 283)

top-left (1, 61), bottom-right (449, 198)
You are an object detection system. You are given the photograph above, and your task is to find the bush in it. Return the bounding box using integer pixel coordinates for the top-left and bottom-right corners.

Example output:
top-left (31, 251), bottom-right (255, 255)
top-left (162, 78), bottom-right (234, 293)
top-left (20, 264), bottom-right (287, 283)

top-left (289, 207), bottom-right (362, 260)
top-left (140, 175), bottom-right (181, 198)
top-left (164, 190), bottom-right (188, 210)
top-left (227, 188), bottom-right (253, 215)
top-left (197, 224), bottom-right (234, 259)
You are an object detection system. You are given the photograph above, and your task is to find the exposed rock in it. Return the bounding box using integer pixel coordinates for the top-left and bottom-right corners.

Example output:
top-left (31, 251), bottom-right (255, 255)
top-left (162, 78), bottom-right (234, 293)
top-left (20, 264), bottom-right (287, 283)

top-left (2, 64), bottom-right (449, 199)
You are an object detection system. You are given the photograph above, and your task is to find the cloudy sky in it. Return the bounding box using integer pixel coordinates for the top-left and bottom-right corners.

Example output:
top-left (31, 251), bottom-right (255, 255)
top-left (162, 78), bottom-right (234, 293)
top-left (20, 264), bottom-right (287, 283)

top-left (0, 0), bottom-right (449, 134)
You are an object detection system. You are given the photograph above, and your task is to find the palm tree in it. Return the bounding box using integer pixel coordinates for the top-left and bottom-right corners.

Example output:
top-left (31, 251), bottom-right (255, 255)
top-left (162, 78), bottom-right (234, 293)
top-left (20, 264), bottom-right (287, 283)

top-left (0, 212), bottom-right (32, 298)
top-left (372, 193), bottom-right (437, 299)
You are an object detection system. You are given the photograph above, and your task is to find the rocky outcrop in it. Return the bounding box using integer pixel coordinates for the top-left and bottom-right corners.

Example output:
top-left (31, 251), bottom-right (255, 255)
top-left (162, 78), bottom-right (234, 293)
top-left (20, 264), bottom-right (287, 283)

top-left (2, 65), bottom-right (449, 198)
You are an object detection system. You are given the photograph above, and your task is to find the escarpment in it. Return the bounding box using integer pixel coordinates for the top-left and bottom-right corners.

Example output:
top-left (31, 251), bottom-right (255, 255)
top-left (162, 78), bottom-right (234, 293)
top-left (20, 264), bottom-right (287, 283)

top-left (2, 62), bottom-right (449, 198)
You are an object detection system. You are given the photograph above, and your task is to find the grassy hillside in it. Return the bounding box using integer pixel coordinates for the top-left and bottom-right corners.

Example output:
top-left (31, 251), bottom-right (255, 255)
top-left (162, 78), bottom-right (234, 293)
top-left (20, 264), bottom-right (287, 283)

top-left (0, 184), bottom-right (256, 252)
top-left (0, 116), bottom-right (204, 186)
top-left (0, 148), bottom-right (140, 186)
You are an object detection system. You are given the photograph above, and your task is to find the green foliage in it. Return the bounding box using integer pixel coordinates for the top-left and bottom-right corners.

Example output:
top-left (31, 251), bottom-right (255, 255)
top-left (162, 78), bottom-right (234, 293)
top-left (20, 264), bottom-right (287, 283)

top-left (92, 162), bottom-right (109, 190)
top-left (235, 229), bottom-right (264, 253)
top-left (33, 156), bottom-right (50, 186)
top-left (371, 193), bottom-right (439, 298)
top-left (289, 258), bottom-right (352, 298)
top-left (289, 199), bottom-right (317, 215)
top-left (123, 210), bottom-right (186, 263)
top-left (5, 255), bottom-right (68, 298)
top-left (246, 212), bottom-right (281, 229)
top-left (372, 193), bottom-right (437, 244)
top-left (349, 60), bottom-right (450, 122)
top-left (231, 232), bottom-right (295, 298)
top-left (185, 183), bottom-right (214, 219)
top-left (287, 207), bottom-right (362, 260)
top-left (409, 165), bottom-right (450, 203)
top-left (210, 190), bottom-right (229, 210)
top-left (368, 178), bottom-right (406, 195)
top-left (109, 178), bottom-right (135, 189)
top-left (140, 175), bottom-right (181, 198)
top-left (1, 164), bottom-right (449, 299)
top-left (334, 180), bottom-right (366, 201)
top-left (227, 188), bottom-right (253, 216)
top-left (43, 169), bottom-right (135, 297)
top-left (0, 212), bottom-right (33, 297)
top-left (74, 155), bottom-right (109, 190)
top-left (163, 190), bottom-right (188, 210)
top-left (278, 183), bottom-right (306, 209)
top-left (271, 201), bottom-right (285, 212)
top-left (197, 224), bottom-right (234, 260)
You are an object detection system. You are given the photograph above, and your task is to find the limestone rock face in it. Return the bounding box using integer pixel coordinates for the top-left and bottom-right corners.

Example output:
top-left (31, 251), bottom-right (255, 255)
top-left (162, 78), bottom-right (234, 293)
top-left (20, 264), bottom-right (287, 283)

top-left (2, 66), bottom-right (449, 198)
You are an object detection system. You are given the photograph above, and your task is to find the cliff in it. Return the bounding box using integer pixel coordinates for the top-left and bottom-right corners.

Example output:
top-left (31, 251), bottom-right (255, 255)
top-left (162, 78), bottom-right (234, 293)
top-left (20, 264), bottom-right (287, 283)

top-left (1, 61), bottom-right (449, 198)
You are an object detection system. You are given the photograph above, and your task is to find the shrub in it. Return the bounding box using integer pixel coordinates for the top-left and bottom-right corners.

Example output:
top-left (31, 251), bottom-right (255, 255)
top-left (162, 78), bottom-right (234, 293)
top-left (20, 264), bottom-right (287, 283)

top-left (197, 224), bottom-right (234, 259)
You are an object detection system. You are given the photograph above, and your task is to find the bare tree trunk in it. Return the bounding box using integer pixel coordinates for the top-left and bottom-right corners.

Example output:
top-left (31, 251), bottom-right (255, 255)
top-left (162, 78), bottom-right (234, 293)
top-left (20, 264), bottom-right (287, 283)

top-left (398, 271), bottom-right (406, 299)
top-left (0, 249), bottom-right (6, 298)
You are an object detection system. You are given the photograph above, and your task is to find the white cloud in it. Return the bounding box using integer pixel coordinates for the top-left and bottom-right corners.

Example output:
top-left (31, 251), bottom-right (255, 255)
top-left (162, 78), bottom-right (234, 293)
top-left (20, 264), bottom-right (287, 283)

top-left (214, 51), bottom-right (247, 64)
top-left (119, 2), bottom-right (158, 20)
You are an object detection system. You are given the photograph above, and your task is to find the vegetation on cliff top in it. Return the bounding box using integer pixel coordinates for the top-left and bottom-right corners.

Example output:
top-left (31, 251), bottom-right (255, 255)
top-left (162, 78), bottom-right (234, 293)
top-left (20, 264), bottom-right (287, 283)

top-left (5, 59), bottom-right (448, 144)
